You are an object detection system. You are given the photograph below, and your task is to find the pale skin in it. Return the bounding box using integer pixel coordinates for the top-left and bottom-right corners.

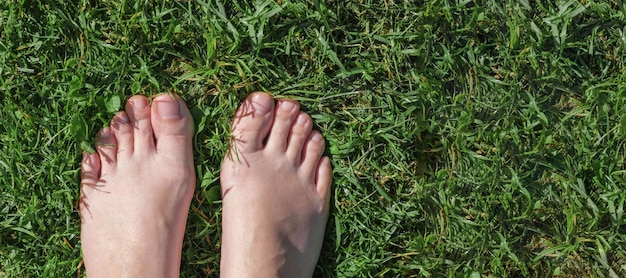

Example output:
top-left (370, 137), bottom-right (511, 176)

top-left (80, 92), bottom-right (332, 277)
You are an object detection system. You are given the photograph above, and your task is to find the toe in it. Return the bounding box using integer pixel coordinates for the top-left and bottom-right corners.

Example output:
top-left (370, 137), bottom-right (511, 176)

top-left (126, 95), bottom-right (155, 154)
top-left (80, 151), bottom-right (101, 191)
top-left (315, 156), bottom-right (332, 211)
top-left (95, 127), bottom-right (116, 173)
top-left (80, 151), bottom-right (101, 211)
top-left (266, 99), bottom-right (300, 152)
top-left (110, 111), bottom-right (133, 158)
top-left (300, 131), bottom-right (326, 178)
top-left (230, 92), bottom-right (275, 154)
top-left (286, 112), bottom-right (313, 162)
top-left (151, 93), bottom-right (194, 163)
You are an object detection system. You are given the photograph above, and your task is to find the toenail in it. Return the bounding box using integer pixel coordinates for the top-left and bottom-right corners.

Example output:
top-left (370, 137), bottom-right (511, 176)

top-left (312, 133), bottom-right (323, 142)
top-left (280, 100), bottom-right (295, 110)
top-left (99, 127), bottom-right (111, 137)
top-left (296, 114), bottom-right (307, 125)
top-left (251, 94), bottom-right (272, 115)
top-left (132, 97), bottom-right (148, 109)
top-left (117, 113), bottom-right (129, 123)
top-left (156, 99), bottom-right (181, 118)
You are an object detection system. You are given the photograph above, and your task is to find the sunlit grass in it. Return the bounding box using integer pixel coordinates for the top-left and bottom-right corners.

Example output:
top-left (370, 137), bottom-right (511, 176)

top-left (2, 0), bottom-right (626, 277)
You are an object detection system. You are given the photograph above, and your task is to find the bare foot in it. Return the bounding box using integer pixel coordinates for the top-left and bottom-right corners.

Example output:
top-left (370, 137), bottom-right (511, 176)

top-left (220, 92), bottom-right (332, 277)
top-left (80, 94), bottom-right (195, 278)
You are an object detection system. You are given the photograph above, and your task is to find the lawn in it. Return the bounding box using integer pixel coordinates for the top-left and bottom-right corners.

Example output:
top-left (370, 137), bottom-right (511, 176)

top-left (2, 0), bottom-right (626, 277)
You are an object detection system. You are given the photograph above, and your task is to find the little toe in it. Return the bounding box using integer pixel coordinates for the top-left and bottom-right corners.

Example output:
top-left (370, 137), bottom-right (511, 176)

top-left (151, 93), bottom-right (194, 163)
top-left (266, 99), bottom-right (300, 151)
top-left (110, 111), bottom-right (133, 158)
top-left (126, 95), bottom-right (155, 154)
top-left (300, 131), bottom-right (326, 178)
top-left (286, 112), bottom-right (313, 161)
top-left (80, 151), bottom-right (101, 192)
top-left (229, 92), bottom-right (275, 154)
top-left (95, 127), bottom-right (116, 173)
top-left (80, 151), bottom-right (101, 218)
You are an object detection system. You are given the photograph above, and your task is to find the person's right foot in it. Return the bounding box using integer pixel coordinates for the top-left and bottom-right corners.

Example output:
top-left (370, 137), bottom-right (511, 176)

top-left (80, 94), bottom-right (195, 278)
top-left (220, 92), bottom-right (332, 277)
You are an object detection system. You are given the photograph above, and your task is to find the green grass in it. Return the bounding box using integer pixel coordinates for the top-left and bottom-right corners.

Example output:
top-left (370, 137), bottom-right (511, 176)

top-left (2, 0), bottom-right (626, 277)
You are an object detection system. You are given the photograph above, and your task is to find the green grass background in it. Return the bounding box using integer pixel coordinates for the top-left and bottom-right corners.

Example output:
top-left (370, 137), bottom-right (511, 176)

top-left (2, 0), bottom-right (626, 277)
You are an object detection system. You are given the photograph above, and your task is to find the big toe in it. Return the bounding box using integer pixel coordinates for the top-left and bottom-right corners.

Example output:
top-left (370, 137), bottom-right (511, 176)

top-left (229, 92), bottom-right (275, 154)
top-left (150, 93), bottom-right (194, 162)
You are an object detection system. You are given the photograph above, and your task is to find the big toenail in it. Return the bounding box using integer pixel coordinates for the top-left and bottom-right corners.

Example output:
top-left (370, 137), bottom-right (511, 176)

top-left (296, 114), bottom-right (307, 125)
top-left (281, 101), bottom-right (295, 110)
top-left (251, 94), bottom-right (272, 115)
top-left (156, 99), bottom-right (181, 118)
top-left (132, 97), bottom-right (148, 109)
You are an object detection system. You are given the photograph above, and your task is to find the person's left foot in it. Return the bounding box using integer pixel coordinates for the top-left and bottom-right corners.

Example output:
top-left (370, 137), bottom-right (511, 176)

top-left (219, 92), bottom-right (332, 277)
top-left (80, 94), bottom-right (195, 278)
